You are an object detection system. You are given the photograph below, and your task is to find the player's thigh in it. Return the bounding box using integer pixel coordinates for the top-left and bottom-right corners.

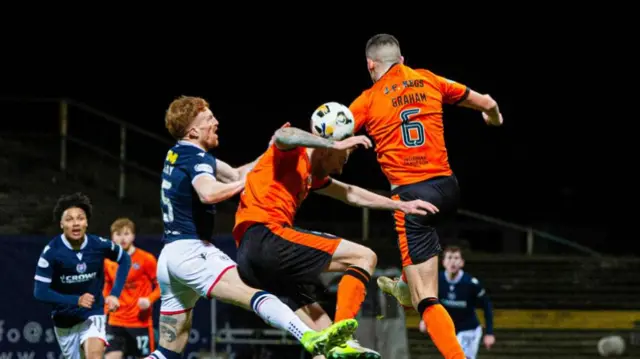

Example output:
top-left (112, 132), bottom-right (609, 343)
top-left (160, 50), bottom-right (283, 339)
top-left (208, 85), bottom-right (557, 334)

top-left (404, 255), bottom-right (440, 305)
top-left (104, 324), bottom-right (126, 358)
top-left (392, 176), bottom-right (459, 267)
top-left (327, 238), bottom-right (377, 272)
top-left (79, 315), bottom-right (107, 359)
top-left (126, 327), bottom-right (155, 357)
top-left (209, 265), bottom-right (260, 310)
top-left (54, 326), bottom-right (83, 359)
top-left (157, 244), bottom-right (198, 315)
top-left (158, 310), bottom-right (193, 353)
top-left (457, 326), bottom-right (482, 359)
top-left (82, 338), bottom-right (105, 359)
top-left (272, 224), bottom-right (342, 275)
top-left (296, 302), bottom-right (333, 331)
top-left (161, 240), bottom-right (237, 313)
top-left (236, 224), bottom-right (335, 307)
top-left (238, 224), bottom-right (340, 290)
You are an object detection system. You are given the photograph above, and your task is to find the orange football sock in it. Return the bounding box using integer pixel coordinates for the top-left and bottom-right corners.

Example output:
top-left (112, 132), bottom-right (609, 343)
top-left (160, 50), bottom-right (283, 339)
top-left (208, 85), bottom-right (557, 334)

top-left (419, 298), bottom-right (465, 359)
top-left (334, 266), bottom-right (370, 323)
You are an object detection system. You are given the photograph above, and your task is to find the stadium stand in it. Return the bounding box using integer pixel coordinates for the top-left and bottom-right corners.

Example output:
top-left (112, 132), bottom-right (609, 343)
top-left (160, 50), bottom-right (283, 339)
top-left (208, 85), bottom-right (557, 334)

top-left (466, 256), bottom-right (640, 310)
top-left (408, 328), bottom-right (639, 359)
top-left (404, 257), bottom-right (640, 358)
top-left (0, 134), bottom-right (239, 236)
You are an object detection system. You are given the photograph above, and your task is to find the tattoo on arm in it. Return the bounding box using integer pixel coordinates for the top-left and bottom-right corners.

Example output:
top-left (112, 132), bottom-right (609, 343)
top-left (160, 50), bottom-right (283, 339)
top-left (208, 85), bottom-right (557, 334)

top-left (275, 127), bottom-right (335, 149)
top-left (159, 315), bottom-right (178, 343)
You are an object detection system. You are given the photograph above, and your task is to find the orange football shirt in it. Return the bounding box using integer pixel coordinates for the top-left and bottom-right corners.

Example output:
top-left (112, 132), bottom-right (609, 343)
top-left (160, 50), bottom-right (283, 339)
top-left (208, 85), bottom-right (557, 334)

top-left (103, 247), bottom-right (160, 328)
top-left (233, 145), bottom-right (330, 244)
top-left (349, 64), bottom-right (469, 186)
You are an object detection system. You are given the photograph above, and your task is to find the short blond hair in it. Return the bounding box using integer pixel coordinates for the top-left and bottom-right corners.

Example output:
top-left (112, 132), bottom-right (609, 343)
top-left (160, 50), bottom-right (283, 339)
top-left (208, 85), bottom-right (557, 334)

top-left (365, 33), bottom-right (402, 64)
top-left (110, 217), bottom-right (135, 235)
top-left (165, 96), bottom-right (210, 139)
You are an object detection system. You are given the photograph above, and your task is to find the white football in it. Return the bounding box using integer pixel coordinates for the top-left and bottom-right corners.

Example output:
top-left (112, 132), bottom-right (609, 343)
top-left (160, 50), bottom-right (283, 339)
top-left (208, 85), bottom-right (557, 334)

top-left (310, 102), bottom-right (355, 141)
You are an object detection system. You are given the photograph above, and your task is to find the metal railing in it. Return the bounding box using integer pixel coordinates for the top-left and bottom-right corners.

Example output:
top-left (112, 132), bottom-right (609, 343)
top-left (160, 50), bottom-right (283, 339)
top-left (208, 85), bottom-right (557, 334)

top-left (1, 97), bottom-right (601, 258)
top-left (361, 205), bottom-right (601, 258)
top-left (2, 97), bottom-right (173, 201)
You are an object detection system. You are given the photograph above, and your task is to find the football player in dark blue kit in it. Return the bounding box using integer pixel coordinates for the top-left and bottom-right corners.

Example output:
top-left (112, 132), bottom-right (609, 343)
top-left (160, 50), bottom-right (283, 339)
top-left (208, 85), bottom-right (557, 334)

top-left (422, 246), bottom-right (495, 359)
top-left (149, 96), bottom-right (357, 359)
top-left (33, 193), bottom-right (132, 359)
top-left (378, 245), bottom-right (495, 359)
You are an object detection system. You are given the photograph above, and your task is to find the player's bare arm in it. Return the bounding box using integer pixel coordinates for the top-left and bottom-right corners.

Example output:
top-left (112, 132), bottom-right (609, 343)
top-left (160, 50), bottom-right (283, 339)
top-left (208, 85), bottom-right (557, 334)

top-left (315, 178), bottom-right (438, 215)
top-left (192, 175), bottom-right (244, 204)
top-left (459, 90), bottom-right (503, 126)
top-left (215, 158), bottom-right (257, 183)
top-left (274, 127), bottom-right (372, 151)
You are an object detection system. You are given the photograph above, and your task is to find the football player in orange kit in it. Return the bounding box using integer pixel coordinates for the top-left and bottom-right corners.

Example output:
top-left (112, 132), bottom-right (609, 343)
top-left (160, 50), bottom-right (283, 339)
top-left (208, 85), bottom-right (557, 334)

top-left (350, 34), bottom-right (503, 359)
top-left (233, 122), bottom-right (439, 359)
top-left (104, 218), bottom-right (159, 358)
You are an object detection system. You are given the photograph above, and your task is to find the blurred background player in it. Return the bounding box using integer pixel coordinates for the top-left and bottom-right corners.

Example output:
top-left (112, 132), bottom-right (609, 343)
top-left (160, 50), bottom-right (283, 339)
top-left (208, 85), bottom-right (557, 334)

top-left (149, 96), bottom-right (357, 359)
top-left (233, 124), bottom-right (438, 359)
top-left (349, 34), bottom-right (503, 359)
top-left (104, 217), bottom-right (159, 358)
top-left (33, 193), bottom-right (131, 359)
top-left (418, 246), bottom-right (495, 359)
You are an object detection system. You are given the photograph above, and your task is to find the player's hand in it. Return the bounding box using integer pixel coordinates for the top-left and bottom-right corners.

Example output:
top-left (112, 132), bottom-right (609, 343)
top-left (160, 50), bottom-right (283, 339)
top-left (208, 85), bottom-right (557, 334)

top-left (138, 297), bottom-right (151, 310)
top-left (269, 122), bottom-right (291, 148)
top-left (418, 320), bottom-right (427, 333)
top-left (484, 334), bottom-right (496, 349)
top-left (397, 199), bottom-right (439, 216)
top-left (332, 135), bottom-right (372, 151)
top-left (78, 293), bottom-right (95, 309)
top-left (105, 295), bottom-right (120, 312)
top-left (483, 112), bottom-right (503, 126)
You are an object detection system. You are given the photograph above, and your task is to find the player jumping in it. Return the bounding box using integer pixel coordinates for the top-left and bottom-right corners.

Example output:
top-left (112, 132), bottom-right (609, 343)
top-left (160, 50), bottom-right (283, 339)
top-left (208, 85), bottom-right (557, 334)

top-left (233, 124), bottom-right (439, 359)
top-left (348, 34), bottom-right (503, 359)
top-left (147, 96), bottom-right (357, 359)
top-left (104, 217), bottom-right (159, 358)
top-left (34, 193), bottom-right (132, 359)
top-left (418, 246), bottom-right (495, 359)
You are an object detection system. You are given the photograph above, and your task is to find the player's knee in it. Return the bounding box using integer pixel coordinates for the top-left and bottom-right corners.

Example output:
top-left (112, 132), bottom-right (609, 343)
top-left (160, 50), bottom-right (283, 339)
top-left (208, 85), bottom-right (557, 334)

top-left (85, 348), bottom-right (104, 359)
top-left (105, 352), bottom-right (123, 359)
top-left (354, 246), bottom-right (377, 273)
top-left (365, 247), bottom-right (378, 270)
top-left (211, 279), bottom-right (256, 310)
top-left (106, 352), bottom-right (124, 359)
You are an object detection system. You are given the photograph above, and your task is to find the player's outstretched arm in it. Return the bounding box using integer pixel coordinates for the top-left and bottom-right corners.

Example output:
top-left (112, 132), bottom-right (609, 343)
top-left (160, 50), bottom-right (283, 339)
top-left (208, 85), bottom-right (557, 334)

top-left (273, 127), bottom-right (336, 150)
top-left (458, 90), bottom-right (503, 126)
top-left (192, 174), bottom-right (244, 204)
top-left (215, 158), bottom-right (258, 183)
top-left (274, 127), bottom-right (372, 151)
top-left (314, 178), bottom-right (439, 215)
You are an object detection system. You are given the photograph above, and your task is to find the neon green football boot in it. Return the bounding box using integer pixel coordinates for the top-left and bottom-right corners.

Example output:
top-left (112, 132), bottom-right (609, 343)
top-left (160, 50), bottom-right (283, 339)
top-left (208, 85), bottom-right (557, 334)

top-left (326, 338), bottom-right (381, 359)
top-left (300, 319), bottom-right (358, 356)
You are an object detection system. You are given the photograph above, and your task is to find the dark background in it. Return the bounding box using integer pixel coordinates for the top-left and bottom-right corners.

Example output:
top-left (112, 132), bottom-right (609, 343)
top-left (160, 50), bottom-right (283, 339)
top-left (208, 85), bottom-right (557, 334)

top-left (1, 17), bottom-right (628, 252)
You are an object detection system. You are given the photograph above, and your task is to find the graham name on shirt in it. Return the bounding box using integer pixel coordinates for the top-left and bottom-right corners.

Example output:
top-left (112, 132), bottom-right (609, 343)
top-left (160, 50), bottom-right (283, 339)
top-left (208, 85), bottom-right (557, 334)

top-left (391, 92), bottom-right (427, 108)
